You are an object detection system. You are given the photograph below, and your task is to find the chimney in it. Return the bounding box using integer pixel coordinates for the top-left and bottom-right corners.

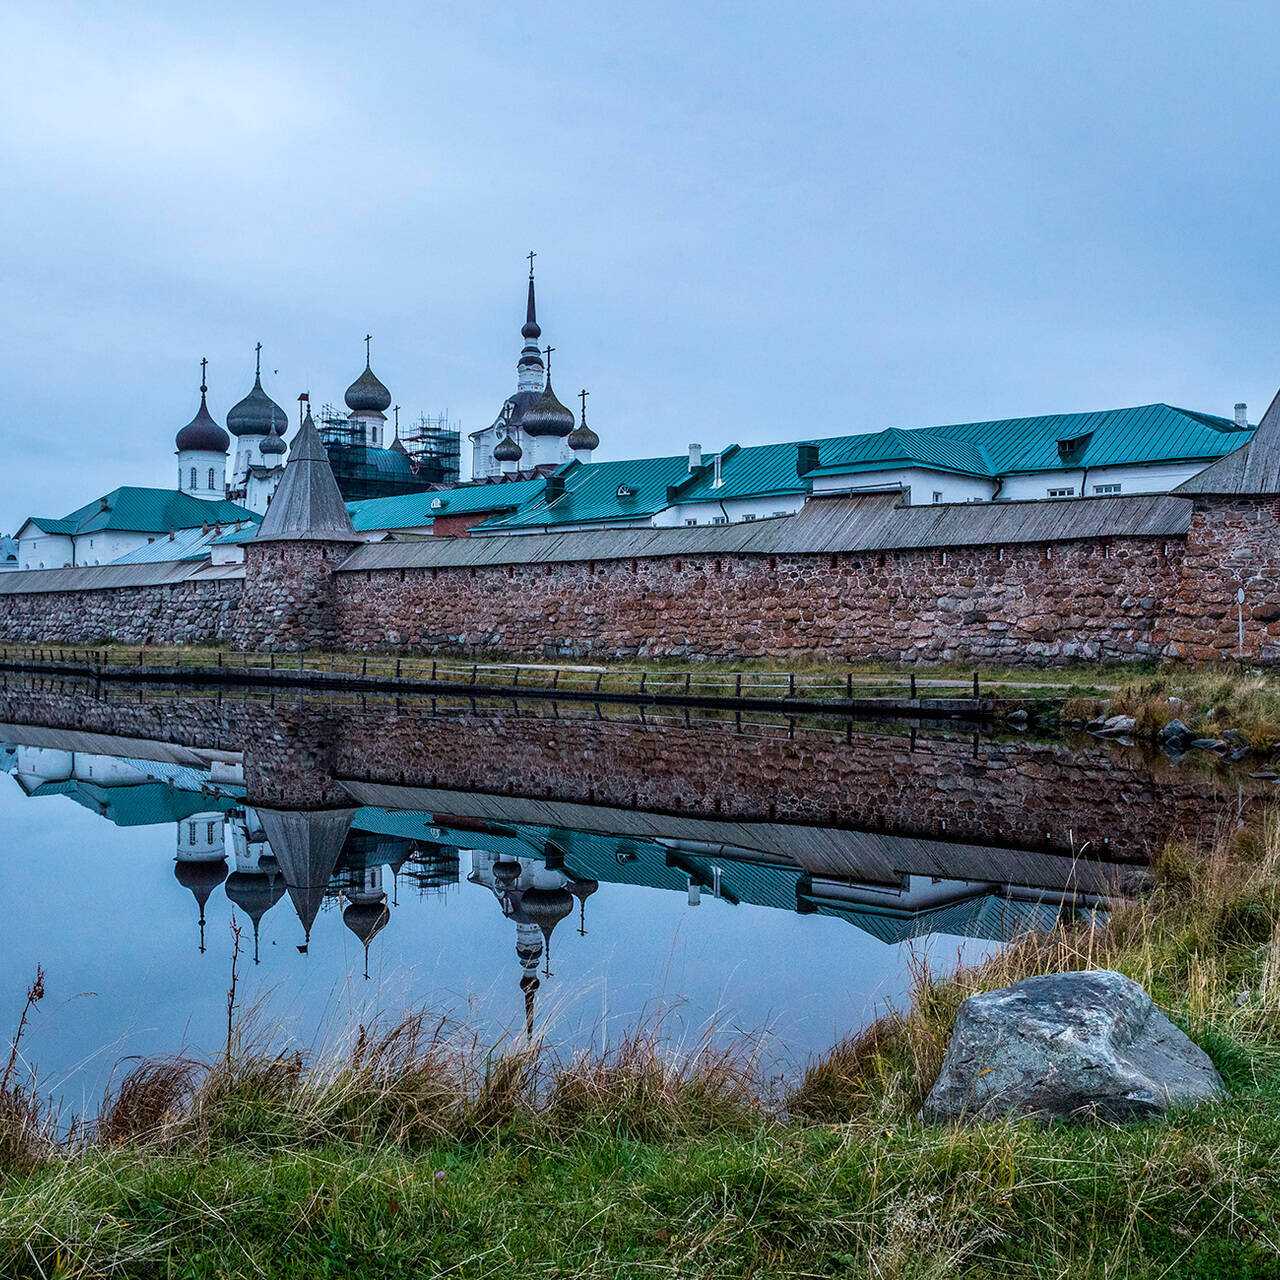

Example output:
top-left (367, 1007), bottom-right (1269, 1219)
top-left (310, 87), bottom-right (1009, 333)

top-left (796, 443), bottom-right (820, 477)
top-left (1235, 402), bottom-right (1249, 429)
top-left (545, 474), bottom-right (565, 502)
top-left (712, 453), bottom-right (723, 487)
top-left (688, 443), bottom-right (702, 472)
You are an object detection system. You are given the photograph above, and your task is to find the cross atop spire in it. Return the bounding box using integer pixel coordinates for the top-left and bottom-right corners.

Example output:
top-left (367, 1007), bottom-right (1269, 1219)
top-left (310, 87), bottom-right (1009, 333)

top-left (543, 345), bottom-right (555, 377)
top-left (255, 342), bottom-right (262, 378)
top-left (200, 357), bottom-right (208, 395)
top-left (579, 387), bottom-right (589, 419)
top-left (527, 249), bottom-right (536, 278)
top-left (365, 334), bottom-right (373, 365)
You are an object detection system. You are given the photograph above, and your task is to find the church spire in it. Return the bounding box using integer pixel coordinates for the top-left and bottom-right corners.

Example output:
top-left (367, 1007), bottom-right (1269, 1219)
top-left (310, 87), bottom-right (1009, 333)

top-left (516, 253), bottom-right (545, 393)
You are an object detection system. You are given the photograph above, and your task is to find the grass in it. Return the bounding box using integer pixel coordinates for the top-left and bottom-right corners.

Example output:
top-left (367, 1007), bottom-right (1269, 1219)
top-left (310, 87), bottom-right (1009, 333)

top-left (2, 810), bottom-right (1280, 1276)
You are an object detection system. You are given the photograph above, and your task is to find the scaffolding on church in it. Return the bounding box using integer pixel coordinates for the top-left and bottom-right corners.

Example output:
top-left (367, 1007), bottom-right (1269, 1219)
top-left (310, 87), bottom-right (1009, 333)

top-left (315, 404), bottom-right (461, 501)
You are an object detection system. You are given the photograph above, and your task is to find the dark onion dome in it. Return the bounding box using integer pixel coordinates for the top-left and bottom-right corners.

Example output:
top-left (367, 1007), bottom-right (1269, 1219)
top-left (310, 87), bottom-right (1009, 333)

top-left (493, 859), bottom-right (522, 887)
top-left (342, 899), bottom-right (390, 946)
top-left (567, 413), bottom-right (599, 453)
top-left (259, 422), bottom-right (287, 456)
top-left (227, 373), bottom-right (288, 438)
top-left (521, 381), bottom-right (575, 438)
top-left (345, 361), bottom-right (392, 413)
top-left (176, 389), bottom-right (230, 454)
top-left (494, 434), bottom-right (523, 463)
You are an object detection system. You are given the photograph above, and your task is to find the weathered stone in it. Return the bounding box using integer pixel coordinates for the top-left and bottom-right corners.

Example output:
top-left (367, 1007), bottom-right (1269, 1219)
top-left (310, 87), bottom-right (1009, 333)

top-left (922, 970), bottom-right (1224, 1125)
top-left (1156, 718), bottom-right (1194, 746)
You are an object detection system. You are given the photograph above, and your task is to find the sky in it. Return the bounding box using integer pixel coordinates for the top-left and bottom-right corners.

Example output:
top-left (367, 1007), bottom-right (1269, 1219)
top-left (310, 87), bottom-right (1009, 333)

top-left (3, 0), bottom-right (1280, 525)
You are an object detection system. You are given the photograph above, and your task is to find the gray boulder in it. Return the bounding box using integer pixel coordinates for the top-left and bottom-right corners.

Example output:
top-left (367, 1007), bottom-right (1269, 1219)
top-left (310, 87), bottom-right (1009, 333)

top-left (1156, 718), bottom-right (1194, 747)
top-left (922, 970), bottom-right (1224, 1125)
top-left (1095, 715), bottom-right (1136, 737)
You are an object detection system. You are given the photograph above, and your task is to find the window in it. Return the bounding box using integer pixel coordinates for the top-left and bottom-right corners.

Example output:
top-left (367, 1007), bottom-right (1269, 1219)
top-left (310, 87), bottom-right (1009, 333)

top-left (772, 511), bottom-right (789, 518)
top-left (932, 491), bottom-right (943, 504)
top-left (207, 821), bottom-right (217, 843)
top-left (208, 467), bottom-right (216, 491)
top-left (1094, 483), bottom-right (1121, 495)
top-left (711, 516), bottom-right (728, 525)
top-left (190, 467), bottom-right (198, 491)
top-left (685, 518), bottom-right (698, 527)
top-left (188, 822), bottom-right (197, 845)
top-left (1047, 487), bottom-right (1075, 498)
top-left (742, 513), bottom-right (756, 521)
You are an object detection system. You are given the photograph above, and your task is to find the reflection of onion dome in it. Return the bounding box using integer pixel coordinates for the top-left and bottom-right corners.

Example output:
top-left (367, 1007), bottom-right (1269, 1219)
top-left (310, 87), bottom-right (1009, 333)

top-left (225, 868), bottom-right (286, 963)
top-left (521, 381), bottom-right (575, 438)
top-left (345, 362), bottom-right (392, 413)
top-left (343, 899), bottom-right (390, 946)
top-left (176, 388), bottom-right (230, 453)
top-left (520, 886), bottom-right (574, 933)
top-left (494, 435), bottom-right (523, 463)
top-left (228, 373), bottom-right (288, 438)
top-left (567, 878), bottom-right (599, 934)
top-left (493, 859), bottom-right (522, 887)
top-left (174, 858), bottom-right (228, 953)
top-left (259, 422), bottom-right (286, 457)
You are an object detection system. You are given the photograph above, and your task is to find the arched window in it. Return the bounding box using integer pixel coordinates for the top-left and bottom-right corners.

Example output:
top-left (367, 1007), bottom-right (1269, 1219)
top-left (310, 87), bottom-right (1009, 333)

top-left (190, 467), bottom-right (198, 491)
top-left (208, 467), bottom-right (216, 491)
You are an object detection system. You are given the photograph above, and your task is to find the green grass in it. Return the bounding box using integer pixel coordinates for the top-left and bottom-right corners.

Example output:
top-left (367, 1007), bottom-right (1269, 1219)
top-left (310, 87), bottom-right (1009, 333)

top-left (1, 810), bottom-right (1280, 1276)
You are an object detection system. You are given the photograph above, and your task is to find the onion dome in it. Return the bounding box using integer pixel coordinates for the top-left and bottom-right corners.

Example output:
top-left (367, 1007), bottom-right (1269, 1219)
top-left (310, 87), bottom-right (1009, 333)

top-left (521, 381), bottom-right (575, 438)
top-left (176, 376), bottom-right (230, 454)
top-left (567, 404), bottom-right (599, 454)
top-left (345, 358), bottom-right (392, 413)
top-left (494, 434), bottom-right (523, 463)
top-left (174, 857), bottom-right (228, 953)
top-left (259, 422), bottom-right (287, 457)
top-left (227, 347), bottom-right (288, 437)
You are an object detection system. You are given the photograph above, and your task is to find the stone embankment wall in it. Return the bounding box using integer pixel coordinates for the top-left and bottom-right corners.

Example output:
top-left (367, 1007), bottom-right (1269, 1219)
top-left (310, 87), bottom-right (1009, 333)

top-left (0, 579), bottom-right (241, 646)
top-left (1, 497), bottom-right (1279, 664)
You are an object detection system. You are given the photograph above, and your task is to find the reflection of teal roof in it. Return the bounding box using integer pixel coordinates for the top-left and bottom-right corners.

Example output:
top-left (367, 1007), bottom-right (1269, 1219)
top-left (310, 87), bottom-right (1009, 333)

top-left (28, 780), bottom-right (239, 827)
top-left (477, 455), bottom-right (694, 532)
top-left (346, 480), bottom-right (544, 533)
top-left (807, 893), bottom-right (1077, 944)
top-left (807, 405), bottom-right (1252, 480)
top-left (24, 488), bottom-right (256, 538)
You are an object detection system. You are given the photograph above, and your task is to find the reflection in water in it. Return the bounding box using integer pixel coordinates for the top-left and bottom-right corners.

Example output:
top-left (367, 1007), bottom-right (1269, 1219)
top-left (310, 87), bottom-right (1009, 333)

top-left (0, 678), bottom-right (1250, 1098)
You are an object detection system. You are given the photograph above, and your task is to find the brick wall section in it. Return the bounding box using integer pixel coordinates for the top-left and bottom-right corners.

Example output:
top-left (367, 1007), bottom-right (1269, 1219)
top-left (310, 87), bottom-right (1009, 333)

top-left (0, 579), bottom-right (241, 645)
top-left (233, 541), bottom-right (360, 651)
top-left (2, 496), bottom-right (1279, 663)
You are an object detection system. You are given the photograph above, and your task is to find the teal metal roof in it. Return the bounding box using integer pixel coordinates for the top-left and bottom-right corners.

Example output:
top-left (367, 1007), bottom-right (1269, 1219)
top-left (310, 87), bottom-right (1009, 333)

top-left (1, 536), bottom-right (16, 563)
top-left (807, 405), bottom-right (1252, 481)
top-left (27, 779), bottom-right (238, 827)
top-left (477, 455), bottom-right (694, 532)
top-left (346, 479), bottom-right (544, 533)
top-left (27, 488), bottom-right (257, 538)
top-left (668, 442), bottom-right (816, 506)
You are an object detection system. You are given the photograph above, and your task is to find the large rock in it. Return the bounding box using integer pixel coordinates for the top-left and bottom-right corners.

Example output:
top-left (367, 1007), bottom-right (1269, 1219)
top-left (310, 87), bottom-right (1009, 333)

top-left (922, 970), bottom-right (1224, 1124)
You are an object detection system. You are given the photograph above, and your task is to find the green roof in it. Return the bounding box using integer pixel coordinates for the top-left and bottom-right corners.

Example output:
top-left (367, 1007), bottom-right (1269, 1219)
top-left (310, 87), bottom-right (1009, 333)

top-left (807, 404), bottom-right (1252, 480)
top-left (476, 455), bottom-right (694, 532)
top-left (346, 479), bottom-right (544, 533)
top-left (25, 488), bottom-right (257, 538)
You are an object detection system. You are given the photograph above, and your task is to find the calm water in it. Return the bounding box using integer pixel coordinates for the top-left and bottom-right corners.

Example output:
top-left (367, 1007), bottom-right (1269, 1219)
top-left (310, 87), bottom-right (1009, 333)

top-left (0, 678), bottom-right (1254, 1107)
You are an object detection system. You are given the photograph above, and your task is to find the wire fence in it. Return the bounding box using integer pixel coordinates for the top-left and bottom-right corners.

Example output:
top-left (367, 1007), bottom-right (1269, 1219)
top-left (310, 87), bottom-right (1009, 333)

top-left (0, 643), bottom-right (992, 705)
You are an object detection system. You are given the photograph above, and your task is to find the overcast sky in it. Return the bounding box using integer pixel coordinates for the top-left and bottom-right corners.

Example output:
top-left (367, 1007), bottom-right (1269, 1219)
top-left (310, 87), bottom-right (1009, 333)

top-left (3, 1), bottom-right (1279, 524)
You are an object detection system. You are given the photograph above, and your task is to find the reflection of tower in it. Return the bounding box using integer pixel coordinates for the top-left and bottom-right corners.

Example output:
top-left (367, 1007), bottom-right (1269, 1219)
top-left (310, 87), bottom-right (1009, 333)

top-left (174, 812), bottom-right (228, 954)
top-left (257, 807), bottom-right (355, 953)
top-left (468, 850), bottom-right (578, 1035)
top-left (224, 811), bottom-right (286, 964)
top-left (342, 864), bottom-right (391, 980)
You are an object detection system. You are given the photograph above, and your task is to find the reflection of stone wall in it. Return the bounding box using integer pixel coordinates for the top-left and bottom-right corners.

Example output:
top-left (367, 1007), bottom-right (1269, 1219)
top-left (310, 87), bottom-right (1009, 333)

top-left (0, 579), bottom-right (240, 645)
top-left (0, 682), bottom-right (1247, 860)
